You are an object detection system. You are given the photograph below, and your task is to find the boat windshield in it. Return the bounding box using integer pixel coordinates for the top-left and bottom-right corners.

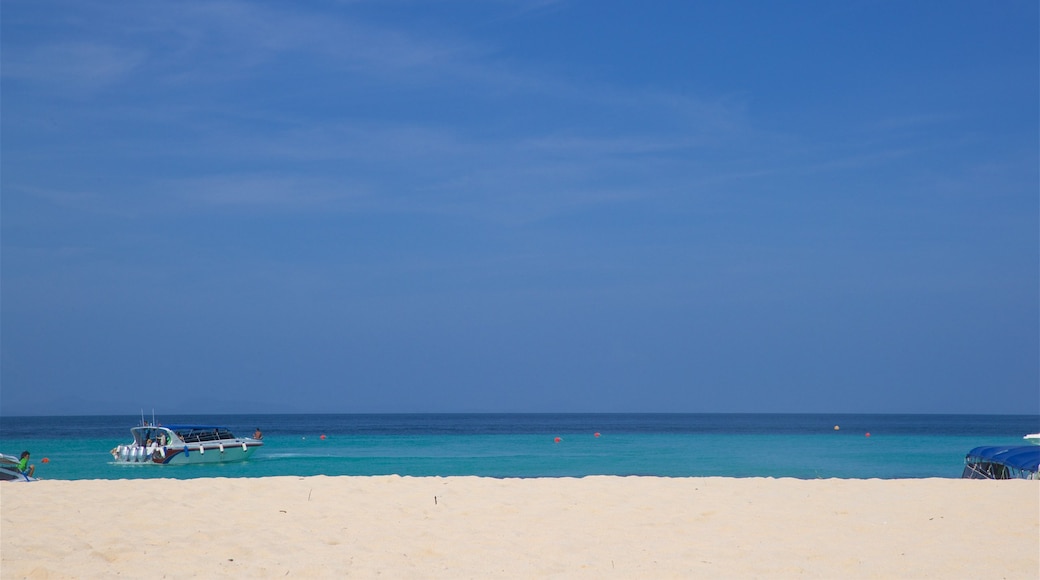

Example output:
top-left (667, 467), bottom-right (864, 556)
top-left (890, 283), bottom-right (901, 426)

top-left (131, 427), bottom-right (174, 446)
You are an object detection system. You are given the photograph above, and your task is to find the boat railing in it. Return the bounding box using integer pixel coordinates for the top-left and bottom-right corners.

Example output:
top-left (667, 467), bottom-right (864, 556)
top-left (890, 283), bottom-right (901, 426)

top-left (962, 446), bottom-right (1040, 480)
top-left (962, 460), bottom-right (1011, 479)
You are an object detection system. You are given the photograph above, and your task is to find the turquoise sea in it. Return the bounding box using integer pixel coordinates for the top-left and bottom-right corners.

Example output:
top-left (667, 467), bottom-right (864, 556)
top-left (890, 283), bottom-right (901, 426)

top-left (1, 414), bottom-right (1037, 480)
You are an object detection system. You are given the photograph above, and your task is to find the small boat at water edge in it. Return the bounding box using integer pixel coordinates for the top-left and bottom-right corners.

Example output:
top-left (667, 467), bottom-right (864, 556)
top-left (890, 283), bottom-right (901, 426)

top-left (1, 453), bottom-right (37, 482)
top-left (962, 445), bottom-right (1040, 480)
top-left (1023, 433), bottom-right (1040, 445)
top-left (111, 423), bottom-right (262, 465)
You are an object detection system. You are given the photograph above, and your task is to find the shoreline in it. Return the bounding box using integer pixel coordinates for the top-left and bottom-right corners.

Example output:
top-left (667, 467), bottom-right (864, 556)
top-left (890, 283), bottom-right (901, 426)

top-left (3, 475), bottom-right (1037, 578)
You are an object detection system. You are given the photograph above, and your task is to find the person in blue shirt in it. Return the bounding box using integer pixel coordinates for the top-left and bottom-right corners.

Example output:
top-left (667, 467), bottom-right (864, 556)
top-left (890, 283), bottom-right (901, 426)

top-left (17, 451), bottom-right (34, 478)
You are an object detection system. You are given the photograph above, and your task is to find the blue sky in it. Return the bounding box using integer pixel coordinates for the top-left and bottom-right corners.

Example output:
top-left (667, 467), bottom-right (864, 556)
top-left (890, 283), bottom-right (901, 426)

top-left (2, 1), bottom-right (1037, 415)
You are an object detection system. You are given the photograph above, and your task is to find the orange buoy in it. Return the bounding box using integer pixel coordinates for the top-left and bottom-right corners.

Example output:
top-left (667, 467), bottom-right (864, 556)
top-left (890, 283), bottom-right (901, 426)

top-left (553, 437), bottom-right (561, 443)
top-left (865, 432), bottom-right (871, 438)
top-left (594, 432), bottom-right (601, 438)
top-left (41, 457), bottom-right (50, 463)
top-left (320, 434), bottom-right (326, 440)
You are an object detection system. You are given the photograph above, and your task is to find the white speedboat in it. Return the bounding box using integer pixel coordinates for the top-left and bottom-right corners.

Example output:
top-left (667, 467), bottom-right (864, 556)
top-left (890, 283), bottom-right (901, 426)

top-left (1024, 433), bottom-right (1040, 445)
top-left (0, 453), bottom-right (36, 482)
top-left (111, 423), bottom-right (262, 465)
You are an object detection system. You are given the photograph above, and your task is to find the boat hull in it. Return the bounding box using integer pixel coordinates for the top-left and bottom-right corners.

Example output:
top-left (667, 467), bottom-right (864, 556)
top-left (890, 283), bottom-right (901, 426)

top-left (156, 442), bottom-right (261, 465)
top-left (113, 442), bottom-right (262, 465)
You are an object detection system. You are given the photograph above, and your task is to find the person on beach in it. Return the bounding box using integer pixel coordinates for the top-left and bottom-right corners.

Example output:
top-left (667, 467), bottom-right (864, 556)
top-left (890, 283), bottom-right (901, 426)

top-left (253, 428), bottom-right (263, 440)
top-left (17, 451), bottom-right (35, 477)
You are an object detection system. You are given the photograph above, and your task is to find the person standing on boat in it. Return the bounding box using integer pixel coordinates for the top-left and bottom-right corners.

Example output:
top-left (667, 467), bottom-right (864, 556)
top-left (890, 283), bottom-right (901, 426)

top-left (253, 428), bottom-right (263, 440)
top-left (17, 451), bottom-right (35, 478)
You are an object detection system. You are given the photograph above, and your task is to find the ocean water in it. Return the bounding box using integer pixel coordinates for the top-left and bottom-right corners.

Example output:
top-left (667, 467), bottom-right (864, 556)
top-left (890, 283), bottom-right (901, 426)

top-left (1, 414), bottom-right (1036, 481)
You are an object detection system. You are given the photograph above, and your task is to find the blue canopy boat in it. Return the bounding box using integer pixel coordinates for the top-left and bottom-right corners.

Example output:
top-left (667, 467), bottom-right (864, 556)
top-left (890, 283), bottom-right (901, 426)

top-left (961, 445), bottom-right (1040, 480)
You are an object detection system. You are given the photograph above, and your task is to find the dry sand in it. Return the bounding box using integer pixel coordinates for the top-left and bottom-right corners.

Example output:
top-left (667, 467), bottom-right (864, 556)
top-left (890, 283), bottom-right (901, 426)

top-left (2, 476), bottom-right (1037, 578)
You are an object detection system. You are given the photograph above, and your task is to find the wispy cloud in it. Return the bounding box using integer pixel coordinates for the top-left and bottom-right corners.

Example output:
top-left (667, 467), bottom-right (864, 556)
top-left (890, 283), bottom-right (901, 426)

top-left (135, 1), bottom-right (482, 84)
top-left (2, 42), bottom-right (146, 92)
top-left (5, 0), bottom-right (925, 226)
top-left (171, 173), bottom-right (371, 210)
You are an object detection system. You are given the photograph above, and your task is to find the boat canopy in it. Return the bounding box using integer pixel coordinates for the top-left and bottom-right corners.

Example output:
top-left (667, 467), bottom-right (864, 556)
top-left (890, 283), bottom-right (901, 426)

top-left (164, 425), bottom-right (240, 443)
top-left (962, 445), bottom-right (1040, 480)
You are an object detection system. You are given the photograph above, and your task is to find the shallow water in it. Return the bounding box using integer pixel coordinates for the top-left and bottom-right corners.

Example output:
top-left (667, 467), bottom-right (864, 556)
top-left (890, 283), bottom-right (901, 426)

top-left (1, 413), bottom-right (1036, 480)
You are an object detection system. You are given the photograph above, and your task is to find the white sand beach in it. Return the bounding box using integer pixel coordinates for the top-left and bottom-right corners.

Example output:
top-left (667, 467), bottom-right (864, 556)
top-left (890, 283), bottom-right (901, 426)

top-left (2, 476), bottom-right (1037, 578)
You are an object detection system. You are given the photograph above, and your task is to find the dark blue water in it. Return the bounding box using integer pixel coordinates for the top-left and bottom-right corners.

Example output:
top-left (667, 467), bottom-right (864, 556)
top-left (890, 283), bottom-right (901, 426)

top-left (1, 414), bottom-right (1036, 480)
